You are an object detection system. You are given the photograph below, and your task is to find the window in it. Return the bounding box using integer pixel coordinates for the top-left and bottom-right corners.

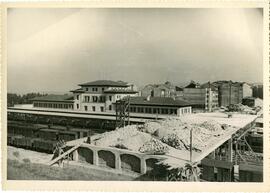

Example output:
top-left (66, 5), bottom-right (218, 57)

top-left (100, 107), bottom-right (104, 112)
top-left (99, 96), bottom-right (106, 102)
top-left (109, 96), bottom-right (112, 101)
top-left (92, 96), bottom-right (98, 102)
top-left (109, 105), bottom-right (112, 110)
top-left (76, 104), bottom-right (79, 109)
top-left (151, 90), bottom-right (154, 97)
top-left (102, 88), bottom-right (105, 91)
top-left (161, 108), bottom-right (168, 114)
top-left (161, 89), bottom-right (165, 97)
top-left (86, 88), bottom-right (88, 91)
top-left (76, 95), bottom-right (79, 100)
top-left (92, 87), bottom-right (98, 92)
top-left (92, 106), bottom-right (96, 111)
top-left (138, 107), bottom-right (144, 113)
top-left (84, 96), bottom-right (90, 102)
top-left (130, 107), bottom-right (136, 112)
top-left (84, 106), bottom-right (88, 111)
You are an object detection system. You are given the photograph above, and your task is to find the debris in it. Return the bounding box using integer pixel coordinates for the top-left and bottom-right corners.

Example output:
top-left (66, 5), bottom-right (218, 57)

top-left (139, 138), bottom-right (169, 155)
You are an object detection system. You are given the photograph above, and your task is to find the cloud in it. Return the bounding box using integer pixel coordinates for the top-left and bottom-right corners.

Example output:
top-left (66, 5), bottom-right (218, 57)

top-left (7, 8), bottom-right (263, 93)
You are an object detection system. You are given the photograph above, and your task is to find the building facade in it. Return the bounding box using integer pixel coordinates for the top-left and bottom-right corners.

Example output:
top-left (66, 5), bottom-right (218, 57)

top-left (31, 95), bottom-right (74, 110)
top-left (71, 80), bottom-right (138, 112)
top-left (30, 80), bottom-right (192, 118)
top-left (213, 81), bottom-right (243, 107)
top-left (140, 81), bottom-right (183, 98)
top-left (128, 96), bottom-right (192, 116)
top-left (182, 81), bottom-right (219, 112)
top-left (242, 83), bottom-right (252, 98)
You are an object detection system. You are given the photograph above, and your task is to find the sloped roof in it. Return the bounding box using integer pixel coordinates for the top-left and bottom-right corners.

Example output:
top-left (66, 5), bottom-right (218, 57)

top-left (185, 81), bottom-right (200, 88)
top-left (79, 80), bottom-right (129, 87)
top-left (70, 88), bottom-right (85, 93)
top-left (104, 89), bottom-right (138, 94)
top-left (129, 96), bottom-right (191, 107)
top-left (30, 94), bottom-right (74, 102)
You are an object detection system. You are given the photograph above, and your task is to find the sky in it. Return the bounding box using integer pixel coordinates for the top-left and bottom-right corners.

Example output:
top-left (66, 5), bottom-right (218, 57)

top-left (7, 8), bottom-right (263, 94)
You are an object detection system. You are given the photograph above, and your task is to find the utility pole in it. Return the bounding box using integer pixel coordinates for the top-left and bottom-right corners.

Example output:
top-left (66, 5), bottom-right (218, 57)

top-left (190, 127), bottom-right (193, 162)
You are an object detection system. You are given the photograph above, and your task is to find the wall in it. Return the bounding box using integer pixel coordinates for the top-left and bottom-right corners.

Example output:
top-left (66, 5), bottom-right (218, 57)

top-left (243, 83), bottom-right (252, 98)
top-left (141, 85), bottom-right (173, 98)
top-left (218, 83), bottom-right (243, 107)
top-left (73, 144), bottom-right (165, 175)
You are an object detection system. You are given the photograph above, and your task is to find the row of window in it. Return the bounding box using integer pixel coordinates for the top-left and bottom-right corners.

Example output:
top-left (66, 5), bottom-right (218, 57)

top-left (85, 87), bottom-right (105, 92)
top-left (77, 95), bottom-right (113, 102)
top-left (33, 102), bottom-right (73, 109)
top-left (76, 104), bottom-right (112, 112)
top-left (129, 106), bottom-right (178, 115)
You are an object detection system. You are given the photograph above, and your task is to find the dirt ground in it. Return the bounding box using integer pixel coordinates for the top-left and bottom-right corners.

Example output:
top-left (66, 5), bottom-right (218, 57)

top-left (7, 146), bottom-right (136, 181)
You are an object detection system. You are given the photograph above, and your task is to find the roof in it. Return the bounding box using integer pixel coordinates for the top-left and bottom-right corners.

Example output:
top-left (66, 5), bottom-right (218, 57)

top-left (175, 86), bottom-right (184, 91)
top-left (70, 88), bottom-right (85, 93)
top-left (185, 81), bottom-right (200, 88)
top-left (78, 80), bottom-right (129, 87)
top-left (128, 96), bottom-right (191, 107)
top-left (104, 89), bottom-right (138, 94)
top-left (30, 95), bottom-right (74, 103)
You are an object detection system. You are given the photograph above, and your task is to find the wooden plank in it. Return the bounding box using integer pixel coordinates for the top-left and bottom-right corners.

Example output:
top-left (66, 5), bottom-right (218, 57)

top-left (48, 144), bottom-right (81, 166)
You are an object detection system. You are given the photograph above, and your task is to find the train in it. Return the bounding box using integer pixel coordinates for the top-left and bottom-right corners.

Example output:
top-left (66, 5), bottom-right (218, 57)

top-left (7, 121), bottom-right (91, 153)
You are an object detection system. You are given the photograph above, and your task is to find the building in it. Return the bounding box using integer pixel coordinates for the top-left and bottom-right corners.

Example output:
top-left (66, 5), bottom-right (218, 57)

top-left (242, 97), bottom-right (263, 108)
top-left (29, 80), bottom-right (192, 118)
top-left (252, 84), bottom-right (263, 99)
top-left (242, 83), bottom-right (252, 98)
top-left (71, 80), bottom-right (138, 112)
top-left (31, 94), bottom-right (74, 109)
top-left (212, 81), bottom-right (243, 107)
top-left (140, 81), bottom-right (182, 98)
top-left (128, 96), bottom-right (192, 116)
top-left (181, 81), bottom-right (219, 112)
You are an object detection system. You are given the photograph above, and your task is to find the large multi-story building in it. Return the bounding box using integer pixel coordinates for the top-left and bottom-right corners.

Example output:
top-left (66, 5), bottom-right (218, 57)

top-left (181, 81), bottom-right (219, 112)
top-left (70, 80), bottom-right (138, 112)
top-left (213, 81), bottom-right (243, 107)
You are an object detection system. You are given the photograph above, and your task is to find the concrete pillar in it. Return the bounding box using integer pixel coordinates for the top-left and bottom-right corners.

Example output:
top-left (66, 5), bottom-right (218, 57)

top-left (93, 149), bottom-right (99, 166)
top-left (140, 158), bottom-right (147, 174)
top-left (73, 149), bottom-right (79, 161)
top-left (115, 153), bottom-right (121, 170)
top-left (227, 138), bottom-right (233, 162)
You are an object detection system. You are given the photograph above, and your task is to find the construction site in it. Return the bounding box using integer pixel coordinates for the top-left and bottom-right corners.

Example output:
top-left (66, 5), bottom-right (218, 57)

top-left (7, 97), bottom-right (263, 182)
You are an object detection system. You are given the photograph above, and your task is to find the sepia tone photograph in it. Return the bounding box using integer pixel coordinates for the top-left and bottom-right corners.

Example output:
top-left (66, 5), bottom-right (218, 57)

top-left (1, 2), bottom-right (269, 191)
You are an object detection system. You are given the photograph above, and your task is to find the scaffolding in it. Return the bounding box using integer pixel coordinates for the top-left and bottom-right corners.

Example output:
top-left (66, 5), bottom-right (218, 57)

top-left (115, 96), bottom-right (130, 128)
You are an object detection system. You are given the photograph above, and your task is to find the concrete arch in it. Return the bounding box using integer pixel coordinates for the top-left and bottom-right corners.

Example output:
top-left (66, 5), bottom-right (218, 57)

top-left (98, 150), bottom-right (115, 168)
top-left (120, 154), bottom-right (141, 173)
top-left (77, 147), bottom-right (93, 164)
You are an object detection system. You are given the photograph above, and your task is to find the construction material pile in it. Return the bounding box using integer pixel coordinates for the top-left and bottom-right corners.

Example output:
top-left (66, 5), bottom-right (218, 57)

top-left (139, 138), bottom-right (169, 155)
top-left (94, 125), bottom-right (167, 153)
top-left (140, 118), bottom-right (230, 152)
top-left (227, 104), bottom-right (256, 114)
